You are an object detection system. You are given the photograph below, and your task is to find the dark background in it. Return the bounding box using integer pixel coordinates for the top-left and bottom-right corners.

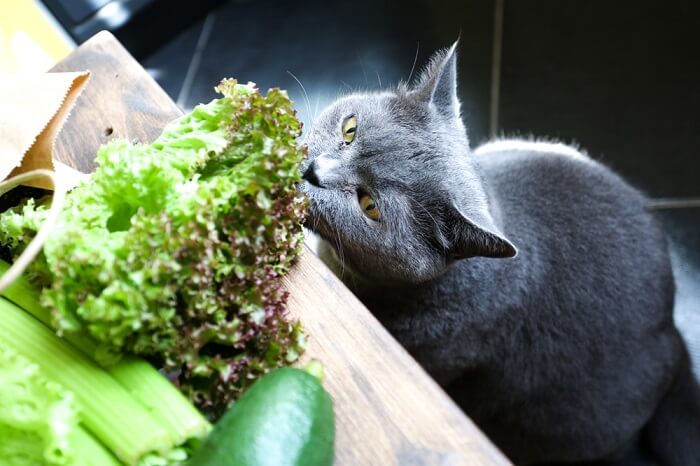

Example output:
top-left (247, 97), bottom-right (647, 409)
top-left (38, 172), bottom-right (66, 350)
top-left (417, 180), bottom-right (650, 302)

top-left (46, 0), bottom-right (700, 373)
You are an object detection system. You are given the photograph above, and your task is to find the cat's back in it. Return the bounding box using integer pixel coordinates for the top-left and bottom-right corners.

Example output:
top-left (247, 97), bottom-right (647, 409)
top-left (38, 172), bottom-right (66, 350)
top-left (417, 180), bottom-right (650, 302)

top-left (458, 139), bottom-right (682, 461)
top-left (474, 139), bottom-right (646, 222)
top-left (471, 139), bottom-right (673, 321)
top-left (473, 139), bottom-right (662, 260)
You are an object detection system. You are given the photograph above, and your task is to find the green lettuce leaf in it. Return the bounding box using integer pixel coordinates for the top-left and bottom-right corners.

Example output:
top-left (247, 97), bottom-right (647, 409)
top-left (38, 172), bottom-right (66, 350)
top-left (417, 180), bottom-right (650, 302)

top-left (0, 80), bottom-right (307, 418)
top-left (0, 345), bottom-right (77, 465)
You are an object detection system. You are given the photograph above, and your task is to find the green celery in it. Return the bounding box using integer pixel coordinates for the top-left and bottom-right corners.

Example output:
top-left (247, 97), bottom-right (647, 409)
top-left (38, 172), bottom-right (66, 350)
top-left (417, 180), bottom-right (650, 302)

top-left (110, 357), bottom-right (211, 443)
top-left (0, 345), bottom-right (119, 465)
top-left (72, 427), bottom-right (121, 466)
top-left (0, 260), bottom-right (211, 445)
top-left (0, 298), bottom-right (173, 465)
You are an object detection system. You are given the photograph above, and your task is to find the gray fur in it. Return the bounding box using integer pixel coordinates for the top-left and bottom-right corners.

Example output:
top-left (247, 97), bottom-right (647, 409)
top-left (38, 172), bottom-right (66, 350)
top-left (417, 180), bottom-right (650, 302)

top-left (300, 44), bottom-right (700, 465)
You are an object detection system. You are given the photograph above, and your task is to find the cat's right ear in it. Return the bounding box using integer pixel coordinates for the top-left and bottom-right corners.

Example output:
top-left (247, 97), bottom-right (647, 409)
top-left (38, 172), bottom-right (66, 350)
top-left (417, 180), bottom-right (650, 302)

top-left (413, 42), bottom-right (460, 119)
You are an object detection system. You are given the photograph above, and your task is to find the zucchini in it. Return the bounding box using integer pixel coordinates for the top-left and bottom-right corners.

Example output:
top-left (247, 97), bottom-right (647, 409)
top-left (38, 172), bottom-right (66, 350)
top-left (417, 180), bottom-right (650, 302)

top-left (189, 364), bottom-right (335, 466)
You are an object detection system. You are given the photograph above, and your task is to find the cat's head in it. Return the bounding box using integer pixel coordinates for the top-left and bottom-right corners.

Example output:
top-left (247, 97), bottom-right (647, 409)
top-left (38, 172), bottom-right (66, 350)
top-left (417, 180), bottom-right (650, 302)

top-left (300, 43), bottom-right (517, 285)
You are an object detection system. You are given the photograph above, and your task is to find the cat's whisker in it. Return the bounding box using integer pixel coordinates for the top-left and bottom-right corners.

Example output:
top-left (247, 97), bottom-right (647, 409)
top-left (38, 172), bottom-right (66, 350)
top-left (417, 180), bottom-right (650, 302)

top-left (414, 198), bottom-right (447, 253)
top-left (312, 206), bottom-right (321, 234)
top-left (313, 93), bottom-right (321, 120)
top-left (327, 215), bottom-right (346, 279)
top-left (406, 42), bottom-right (420, 84)
top-left (334, 226), bottom-right (346, 278)
top-left (338, 79), bottom-right (355, 95)
top-left (344, 260), bottom-right (360, 292)
top-left (355, 53), bottom-right (369, 88)
top-left (287, 70), bottom-right (313, 121)
top-left (376, 71), bottom-right (382, 89)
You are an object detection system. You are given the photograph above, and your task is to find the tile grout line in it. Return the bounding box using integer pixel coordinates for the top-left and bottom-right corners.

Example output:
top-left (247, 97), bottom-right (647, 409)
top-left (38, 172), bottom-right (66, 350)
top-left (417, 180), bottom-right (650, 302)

top-left (177, 12), bottom-right (217, 110)
top-left (488, 0), bottom-right (505, 139)
top-left (648, 198), bottom-right (700, 210)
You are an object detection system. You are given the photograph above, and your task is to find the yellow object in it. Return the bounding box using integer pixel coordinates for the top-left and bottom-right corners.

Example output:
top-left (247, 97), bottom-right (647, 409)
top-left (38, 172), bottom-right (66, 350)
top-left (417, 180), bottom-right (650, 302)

top-left (0, 0), bottom-right (74, 73)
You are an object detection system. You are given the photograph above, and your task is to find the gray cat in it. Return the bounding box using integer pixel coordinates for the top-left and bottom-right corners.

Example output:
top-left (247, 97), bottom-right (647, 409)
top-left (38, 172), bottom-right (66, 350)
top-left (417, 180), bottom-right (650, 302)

top-left (299, 43), bottom-right (700, 465)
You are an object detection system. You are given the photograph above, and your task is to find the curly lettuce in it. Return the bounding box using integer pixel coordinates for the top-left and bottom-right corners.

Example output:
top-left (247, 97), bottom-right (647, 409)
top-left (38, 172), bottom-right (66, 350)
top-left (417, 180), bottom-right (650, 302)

top-left (0, 80), bottom-right (307, 418)
top-left (0, 345), bottom-right (120, 466)
top-left (0, 345), bottom-right (76, 465)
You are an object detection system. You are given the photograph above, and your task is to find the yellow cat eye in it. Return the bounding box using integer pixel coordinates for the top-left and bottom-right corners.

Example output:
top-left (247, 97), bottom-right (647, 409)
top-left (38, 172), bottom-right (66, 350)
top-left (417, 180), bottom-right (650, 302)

top-left (359, 193), bottom-right (380, 221)
top-left (342, 115), bottom-right (357, 143)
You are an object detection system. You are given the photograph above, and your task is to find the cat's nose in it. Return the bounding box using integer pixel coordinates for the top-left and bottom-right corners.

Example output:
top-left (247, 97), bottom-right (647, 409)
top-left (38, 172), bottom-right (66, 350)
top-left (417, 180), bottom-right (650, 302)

top-left (302, 161), bottom-right (321, 187)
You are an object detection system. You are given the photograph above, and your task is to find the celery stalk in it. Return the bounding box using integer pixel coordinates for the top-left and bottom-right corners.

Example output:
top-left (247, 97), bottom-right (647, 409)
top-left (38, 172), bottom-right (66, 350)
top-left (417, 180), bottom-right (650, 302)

top-left (0, 260), bottom-right (211, 445)
top-left (72, 426), bottom-right (121, 466)
top-left (0, 298), bottom-right (173, 465)
top-left (110, 357), bottom-right (211, 443)
top-left (0, 343), bottom-right (118, 466)
top-left (0, 432), bottom-right (44, 465)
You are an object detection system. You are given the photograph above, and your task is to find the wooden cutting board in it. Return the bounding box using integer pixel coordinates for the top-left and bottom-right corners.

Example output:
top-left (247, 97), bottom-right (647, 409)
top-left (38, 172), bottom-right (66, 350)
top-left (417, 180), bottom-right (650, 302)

top-left (51, 31), bottom-right (510, 466)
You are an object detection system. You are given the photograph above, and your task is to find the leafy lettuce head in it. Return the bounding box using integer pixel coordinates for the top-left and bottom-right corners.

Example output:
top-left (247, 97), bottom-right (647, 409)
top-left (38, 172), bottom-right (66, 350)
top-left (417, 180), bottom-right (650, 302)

top-left (0, 80), bottom-right (307, 417)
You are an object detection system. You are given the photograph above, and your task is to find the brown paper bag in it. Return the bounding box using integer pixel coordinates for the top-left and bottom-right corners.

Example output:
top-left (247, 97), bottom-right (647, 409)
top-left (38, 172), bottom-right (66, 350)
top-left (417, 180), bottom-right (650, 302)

top-left (0, 71), bottom-right (90, 291)
top-left (0, 71), bottom-right (90, 188)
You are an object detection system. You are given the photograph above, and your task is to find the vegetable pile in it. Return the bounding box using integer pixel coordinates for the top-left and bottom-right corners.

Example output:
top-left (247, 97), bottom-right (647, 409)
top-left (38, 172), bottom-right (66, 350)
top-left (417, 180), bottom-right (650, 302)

top-left (0, 286), bottom-right (210, 465)
top-left (0, 78), bottom-right (308, 428)
top-left (0, 279), bottom-right (335, 466)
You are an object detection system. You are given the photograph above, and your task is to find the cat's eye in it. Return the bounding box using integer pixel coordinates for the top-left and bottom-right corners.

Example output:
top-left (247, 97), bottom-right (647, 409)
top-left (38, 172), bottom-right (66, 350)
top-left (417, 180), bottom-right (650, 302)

top-left (359, 193), bottom-right (380, 221)
top-left (342, 115), bottom-right (357, 144)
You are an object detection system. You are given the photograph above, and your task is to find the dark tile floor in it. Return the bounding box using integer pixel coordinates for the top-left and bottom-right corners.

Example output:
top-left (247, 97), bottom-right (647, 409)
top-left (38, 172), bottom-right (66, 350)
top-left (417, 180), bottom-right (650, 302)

top-left (144, 0), bottom-right (495, 141)
top-left (498, 0), bottom-right (700, 199)
top-left (141, 0), bottom-right (700, 374)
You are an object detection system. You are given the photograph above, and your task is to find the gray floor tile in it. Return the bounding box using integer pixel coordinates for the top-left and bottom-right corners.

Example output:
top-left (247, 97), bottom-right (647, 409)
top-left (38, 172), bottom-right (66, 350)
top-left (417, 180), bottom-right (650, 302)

top-left (142, 17), bottom-right (205, 102)
top-left (498, 0), bottom-right (700, 198)
top-left (185, 0), bottom-right (495, 141)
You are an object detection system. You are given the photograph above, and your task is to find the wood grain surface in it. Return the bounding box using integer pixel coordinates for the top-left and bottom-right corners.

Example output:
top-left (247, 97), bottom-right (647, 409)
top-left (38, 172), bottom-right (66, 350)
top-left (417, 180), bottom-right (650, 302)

top-left (51, 32), bottom-right (181, 173)
top-left (50, 31), bottom-right (510, 466)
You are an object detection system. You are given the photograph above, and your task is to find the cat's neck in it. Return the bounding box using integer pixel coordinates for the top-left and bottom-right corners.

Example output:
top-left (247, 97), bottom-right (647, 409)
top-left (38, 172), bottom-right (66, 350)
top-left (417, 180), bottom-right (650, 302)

top-left (315, 237), bottom-right (452, 296)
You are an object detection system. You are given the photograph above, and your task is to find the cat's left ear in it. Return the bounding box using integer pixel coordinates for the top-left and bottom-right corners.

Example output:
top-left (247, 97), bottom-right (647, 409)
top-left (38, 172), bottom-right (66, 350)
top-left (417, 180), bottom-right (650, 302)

top-left (414, 42), bottom-right (460, 119)
top-left (446, 197), bottom-right (518, 260)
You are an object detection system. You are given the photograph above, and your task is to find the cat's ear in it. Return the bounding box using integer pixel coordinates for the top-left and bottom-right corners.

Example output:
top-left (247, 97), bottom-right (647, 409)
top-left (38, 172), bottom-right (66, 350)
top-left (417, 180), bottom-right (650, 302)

top-left (413, 42), bottom-right (460, 119)
top-left (446, 197), bottom-right (518, 260)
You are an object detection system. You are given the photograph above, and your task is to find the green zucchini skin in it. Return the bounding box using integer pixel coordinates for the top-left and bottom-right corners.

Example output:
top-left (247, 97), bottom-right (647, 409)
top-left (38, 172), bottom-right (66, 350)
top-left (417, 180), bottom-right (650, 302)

top-left (189, 368), bottom-right (335, 466)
